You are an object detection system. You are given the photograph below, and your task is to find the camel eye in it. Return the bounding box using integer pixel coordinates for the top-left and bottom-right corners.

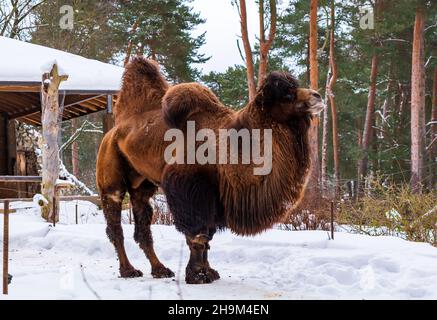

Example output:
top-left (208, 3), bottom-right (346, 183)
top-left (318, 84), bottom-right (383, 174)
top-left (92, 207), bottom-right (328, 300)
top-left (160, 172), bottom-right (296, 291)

top-left (284, 94), bottom-right (293, 101)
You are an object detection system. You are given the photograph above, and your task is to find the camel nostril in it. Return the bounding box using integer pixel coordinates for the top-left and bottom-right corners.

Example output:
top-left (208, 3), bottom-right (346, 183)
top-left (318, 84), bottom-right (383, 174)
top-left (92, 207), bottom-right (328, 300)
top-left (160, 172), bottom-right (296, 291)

top-left (312, 92), bottom-right (322, 100)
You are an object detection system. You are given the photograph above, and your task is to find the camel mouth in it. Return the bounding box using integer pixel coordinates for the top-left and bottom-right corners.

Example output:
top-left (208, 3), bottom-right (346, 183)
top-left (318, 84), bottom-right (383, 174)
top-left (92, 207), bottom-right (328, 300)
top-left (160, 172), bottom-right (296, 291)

top-left (308, 101), bottom-right (325, 115)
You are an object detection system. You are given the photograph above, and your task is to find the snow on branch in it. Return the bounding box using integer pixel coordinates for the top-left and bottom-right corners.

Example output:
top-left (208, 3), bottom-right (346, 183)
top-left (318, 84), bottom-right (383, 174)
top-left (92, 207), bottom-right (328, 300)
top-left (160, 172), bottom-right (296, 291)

top-left (17, 122), bottom-right (96, 196)
top-left (59, 162), bottom-right (95, 196)
top-left (60, 120), bottom-right (103, 155)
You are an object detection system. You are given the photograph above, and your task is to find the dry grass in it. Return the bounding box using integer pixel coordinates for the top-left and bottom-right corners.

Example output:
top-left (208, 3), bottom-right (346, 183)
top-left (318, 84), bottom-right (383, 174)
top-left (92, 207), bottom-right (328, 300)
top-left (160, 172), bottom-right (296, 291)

top-left (339, 179), bottom-right (437, 246)
top-left (282, 196), bottom-right (335, 231)
top-left (151, 194), bottom-right (174, 225)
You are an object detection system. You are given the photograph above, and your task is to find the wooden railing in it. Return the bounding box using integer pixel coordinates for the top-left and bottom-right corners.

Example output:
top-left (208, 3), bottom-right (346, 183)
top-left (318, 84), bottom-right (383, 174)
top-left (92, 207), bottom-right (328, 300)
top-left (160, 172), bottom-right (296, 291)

top-left (0, 176), bottom-right (100, 295)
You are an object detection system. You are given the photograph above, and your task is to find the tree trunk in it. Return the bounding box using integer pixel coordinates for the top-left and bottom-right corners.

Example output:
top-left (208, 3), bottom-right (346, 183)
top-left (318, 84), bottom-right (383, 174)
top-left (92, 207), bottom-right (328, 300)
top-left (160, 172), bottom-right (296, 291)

top-left (124, 21), bottom-right (138, 67)
top-left (41, 64), bottom-right (68, 222)
top-left (257, 0), bottom-right (277, 88)
top-left (380, 61), bottom-right (394, 142)
top-left (308, 0), bottom-right (320, 196)
top-left (410, 5), bottom-right (426, 194)
top-left (430, 67), bottom-right (437, 187)
top-left (358, 53), bottom-right (378, 191)
top-left (326, 0), bottom-right (339, 197)
top-left (71, 118), bottom-right (79, 177)
top-left (306, 36), bottom-right (310, 87)
top-left (321, 69), bottom-right (330, 197)
top-left (309, 0), bottom-right (319, 91)
top-left (239, 0), bottom-right (257, 101)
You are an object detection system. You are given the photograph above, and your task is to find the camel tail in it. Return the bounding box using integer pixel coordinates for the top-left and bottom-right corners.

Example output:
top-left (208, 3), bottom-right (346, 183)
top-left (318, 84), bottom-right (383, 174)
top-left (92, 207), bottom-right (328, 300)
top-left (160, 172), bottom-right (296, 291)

top-left (114, 57), bottom-right (169, 120)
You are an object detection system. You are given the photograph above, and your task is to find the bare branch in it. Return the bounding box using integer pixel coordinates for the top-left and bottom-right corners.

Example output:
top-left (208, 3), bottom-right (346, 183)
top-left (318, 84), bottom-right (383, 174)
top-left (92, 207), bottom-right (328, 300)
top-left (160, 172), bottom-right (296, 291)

top-left (60, 120), bottom-right (102, 154)
top-left (425, 22), bottom-right (437, 32)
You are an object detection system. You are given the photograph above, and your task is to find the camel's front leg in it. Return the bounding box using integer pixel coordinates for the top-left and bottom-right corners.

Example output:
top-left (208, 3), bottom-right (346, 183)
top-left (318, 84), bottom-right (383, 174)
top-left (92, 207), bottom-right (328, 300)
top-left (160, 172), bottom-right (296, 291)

top-left (102, 191), bottom-right (143, 278)
top-left (185, 234), bottom-right (220, 284)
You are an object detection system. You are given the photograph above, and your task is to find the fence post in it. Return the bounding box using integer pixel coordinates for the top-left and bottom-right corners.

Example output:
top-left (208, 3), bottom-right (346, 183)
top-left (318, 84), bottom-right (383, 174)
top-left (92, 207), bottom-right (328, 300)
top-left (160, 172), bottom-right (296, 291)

top-left (52, 195), bottom-right (57, 227)
top-left (129, 206), bottom-right (132, 225)
top-left (75, 202), bottom-right (78, 225)
top-left (3, 200), bottom-right (9, 295)
top-left (331, 201), bottom-right (335, 240)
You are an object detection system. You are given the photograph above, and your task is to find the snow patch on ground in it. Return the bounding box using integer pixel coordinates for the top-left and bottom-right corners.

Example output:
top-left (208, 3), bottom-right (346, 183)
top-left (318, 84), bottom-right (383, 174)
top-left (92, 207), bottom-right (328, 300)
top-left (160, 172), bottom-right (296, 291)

top-left (1, 201), bottom-right (437, 300)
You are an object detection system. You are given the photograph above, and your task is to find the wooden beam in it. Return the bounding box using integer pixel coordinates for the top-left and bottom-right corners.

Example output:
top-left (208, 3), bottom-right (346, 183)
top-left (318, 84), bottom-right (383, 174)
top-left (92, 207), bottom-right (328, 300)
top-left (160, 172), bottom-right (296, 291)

top-left (78, 101), bottom-right (101, 111)
top-left (0, 92), bottom-right (40, 106)
top-left (0, 195), bottom-right (101, 206)
top-left (0, 104), bottom-right (21, 114)
top-left (0, 209), bottom-right (16, 214)
top-left (0, 82), bottom-right (119, 95)
top-left (20, 116), bottom-right (40, 126)
top-left (63, 107), bottom-right (82, 117)
top-left (69, 104), bottom-right (95, 114)
top-left (9, 106), bottom-right (40, 120)
top-left (0, 176), bottom-right (42, 183)
top-left (64, 94), bottom-right (105, 108)
top-left (0, 85), bottom-right (40, 92)
top-left (77, 97), bottom-right (103, 108)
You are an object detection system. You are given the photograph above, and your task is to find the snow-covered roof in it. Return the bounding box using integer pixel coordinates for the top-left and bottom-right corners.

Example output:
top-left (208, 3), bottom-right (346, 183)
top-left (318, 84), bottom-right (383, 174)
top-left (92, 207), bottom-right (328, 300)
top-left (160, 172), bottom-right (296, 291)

top-left (0, 36), bottom-right (124, 92)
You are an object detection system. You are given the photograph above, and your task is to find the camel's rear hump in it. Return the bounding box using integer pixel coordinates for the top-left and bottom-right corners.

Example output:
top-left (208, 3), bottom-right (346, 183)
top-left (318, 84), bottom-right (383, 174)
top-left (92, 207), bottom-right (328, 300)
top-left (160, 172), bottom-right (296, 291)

top-left (114, 57), bottom-right (169, 121)
top-left (162, 83), bottom-right (226, 129)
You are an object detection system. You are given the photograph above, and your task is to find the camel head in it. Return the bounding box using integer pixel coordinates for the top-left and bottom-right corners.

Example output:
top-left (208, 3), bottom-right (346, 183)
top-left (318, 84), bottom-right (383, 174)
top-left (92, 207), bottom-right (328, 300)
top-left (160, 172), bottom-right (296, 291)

top-left (254, 71), bottom-right (324, 122)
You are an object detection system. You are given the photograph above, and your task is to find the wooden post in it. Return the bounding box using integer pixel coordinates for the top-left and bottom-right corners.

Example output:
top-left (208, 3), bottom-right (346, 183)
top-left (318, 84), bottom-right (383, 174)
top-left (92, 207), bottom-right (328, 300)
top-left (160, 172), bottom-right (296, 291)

top-left (75, 202), bottom-right (78, 225)
top-left (0, 113), bottom-right (7, 175)
top-left (16, 151), bottom-right (26, 198)
top-left (7, 119), bottom-right (20, 197)
top-left (3, 200), bottom-right (9, 295)
top-left (7, 119), bottom-right (16, 176)
top-left (103, 95), bottom-right (114, 134)
top-left (129, 206), bottom-right (132, 225)
top-left (330, 201), bottom-right (335, 240)
top-left (40, 64), bottom-right (68, 222)
top-left (53, 194), bottom-right (57, 227)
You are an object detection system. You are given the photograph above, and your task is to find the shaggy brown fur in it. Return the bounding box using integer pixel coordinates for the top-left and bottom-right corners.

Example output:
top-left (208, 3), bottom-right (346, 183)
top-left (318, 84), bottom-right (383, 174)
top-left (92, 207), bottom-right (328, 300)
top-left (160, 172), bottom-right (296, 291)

top-left (96, 57), bottom-right (323, 284)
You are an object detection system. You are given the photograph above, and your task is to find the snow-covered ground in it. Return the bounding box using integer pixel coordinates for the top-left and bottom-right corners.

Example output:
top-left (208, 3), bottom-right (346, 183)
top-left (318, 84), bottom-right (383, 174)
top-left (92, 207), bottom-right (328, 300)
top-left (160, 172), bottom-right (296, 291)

top-left (1, 201), bottom-right (437, 300)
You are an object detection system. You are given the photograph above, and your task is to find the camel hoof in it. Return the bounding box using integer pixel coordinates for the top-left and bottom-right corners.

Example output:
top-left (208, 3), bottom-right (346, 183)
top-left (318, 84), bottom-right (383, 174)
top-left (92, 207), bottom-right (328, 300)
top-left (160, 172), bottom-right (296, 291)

top-left (152, 266), bottom-right (175, 278)
top-left (206, 267), bottom-right (220, 281)
top-left (120, 267), bottom-right (143, 278)
top-left (185, 267), bottom-right (219, 284)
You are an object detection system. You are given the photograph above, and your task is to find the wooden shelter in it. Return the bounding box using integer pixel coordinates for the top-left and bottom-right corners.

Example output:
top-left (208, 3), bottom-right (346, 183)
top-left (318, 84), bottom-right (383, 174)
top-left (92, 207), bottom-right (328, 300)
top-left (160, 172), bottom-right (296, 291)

top-left (0, 36), bottom-right (123, 199)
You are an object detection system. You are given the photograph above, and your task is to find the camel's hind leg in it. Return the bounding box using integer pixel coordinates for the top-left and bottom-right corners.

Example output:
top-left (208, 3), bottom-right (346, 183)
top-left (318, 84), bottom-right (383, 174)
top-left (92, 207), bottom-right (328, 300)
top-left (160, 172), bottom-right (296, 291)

top-left (128, 181), bottom-right (174, 278)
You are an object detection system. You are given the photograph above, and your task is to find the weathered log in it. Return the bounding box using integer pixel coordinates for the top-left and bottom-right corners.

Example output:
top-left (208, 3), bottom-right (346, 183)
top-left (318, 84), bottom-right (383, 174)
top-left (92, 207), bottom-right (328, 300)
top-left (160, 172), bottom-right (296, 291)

top-left (40, 64), bottom-right (68, 222)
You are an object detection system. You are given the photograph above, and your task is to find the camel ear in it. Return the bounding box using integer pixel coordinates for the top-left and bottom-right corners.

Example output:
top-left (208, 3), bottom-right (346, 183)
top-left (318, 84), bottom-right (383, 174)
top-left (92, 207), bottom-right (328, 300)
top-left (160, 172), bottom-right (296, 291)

top-left (255, 72), bottom-right (298, 107)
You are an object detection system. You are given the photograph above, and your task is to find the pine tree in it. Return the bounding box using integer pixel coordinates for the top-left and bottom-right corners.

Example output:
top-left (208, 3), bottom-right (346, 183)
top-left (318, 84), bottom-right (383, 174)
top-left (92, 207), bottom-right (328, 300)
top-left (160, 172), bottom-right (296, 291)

top-left (112, 0), bottom-right (209, 82)
top-left (31, 0), bottom-right (119, 62)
